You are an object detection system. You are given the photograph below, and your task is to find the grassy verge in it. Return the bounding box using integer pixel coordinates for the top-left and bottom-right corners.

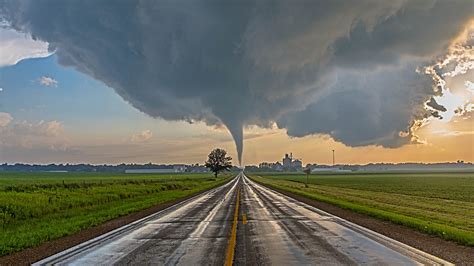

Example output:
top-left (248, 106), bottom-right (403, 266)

top-left (249, 172), bottom-right (474, 246)
top-left (0, 172), bottom-right (231, 256)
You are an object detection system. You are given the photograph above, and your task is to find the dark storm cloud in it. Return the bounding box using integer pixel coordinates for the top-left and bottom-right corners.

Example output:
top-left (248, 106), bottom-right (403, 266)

top-left (426, 97), bottom-right (448, 113)
top-left (1, 0), bottom-right (472, 162)
top-left (277, 64), bottom-right (433, 147)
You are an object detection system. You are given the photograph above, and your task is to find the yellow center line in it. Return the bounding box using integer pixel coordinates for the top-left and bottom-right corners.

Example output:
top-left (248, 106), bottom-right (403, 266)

top-left (242, 213), bottom-right (247, 225)
top-left (225, 187), bottom-right (240, 266)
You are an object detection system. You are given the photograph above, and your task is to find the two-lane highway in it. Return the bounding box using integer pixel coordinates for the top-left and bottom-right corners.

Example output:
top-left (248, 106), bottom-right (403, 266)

top-left (35, 173), bottom-right (452, 265)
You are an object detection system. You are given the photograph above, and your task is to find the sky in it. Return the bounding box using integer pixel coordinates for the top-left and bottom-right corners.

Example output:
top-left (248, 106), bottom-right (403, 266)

top-left (0, 0), bottom-right (473, 166)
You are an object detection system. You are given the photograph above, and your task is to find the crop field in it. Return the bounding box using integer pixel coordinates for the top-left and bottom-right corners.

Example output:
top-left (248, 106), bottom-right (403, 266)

top-left (249, 172), bottom-right (474, 246)
top-left (0, 172), bottom-right (231, 256)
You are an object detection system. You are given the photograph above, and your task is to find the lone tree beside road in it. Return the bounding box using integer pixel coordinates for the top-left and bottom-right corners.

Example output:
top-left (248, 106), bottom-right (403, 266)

top-left (205, 148), bottom-right (232, 177)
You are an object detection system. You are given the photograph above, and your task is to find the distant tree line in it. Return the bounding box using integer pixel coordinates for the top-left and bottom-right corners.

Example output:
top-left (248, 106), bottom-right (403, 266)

top-left (246, 162), bottom-right (473, 172)
top-left (0, 161), bottom-right (471, 173)
top-left (306, 162), bottom-right (473, 171)
top-left (0, 163), bottom-right (241, 173)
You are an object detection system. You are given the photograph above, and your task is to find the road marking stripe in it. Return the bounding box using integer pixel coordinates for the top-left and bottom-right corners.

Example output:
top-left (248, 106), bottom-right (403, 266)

top-left (225, 187), bottom-right (240, 266)
top-left (242, 213), bottom-right (247, 225)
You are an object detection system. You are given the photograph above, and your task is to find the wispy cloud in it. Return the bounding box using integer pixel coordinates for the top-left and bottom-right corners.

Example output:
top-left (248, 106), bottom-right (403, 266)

top-left (0, 113), bottom-right (67, 149)
top-left (131, 129), bottom-right (153, 143)
top-left (0, 112), bottom-right (13, 127)
top-left (38, 76), bottom-right (58, 87)
top-left (466, 81), bottom-right (474, 93)
top-left (431, 129), bottom-right (474, 137)
top-left (0, 28), bottom-right (51, 67)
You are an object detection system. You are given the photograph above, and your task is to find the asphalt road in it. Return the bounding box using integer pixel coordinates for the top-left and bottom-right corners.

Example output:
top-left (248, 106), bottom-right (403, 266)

top-left (35, 173), bottom-right (452, 265)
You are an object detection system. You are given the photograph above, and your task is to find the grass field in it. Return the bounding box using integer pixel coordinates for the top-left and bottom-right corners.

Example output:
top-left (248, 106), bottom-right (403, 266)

top-left (0, 172), bottom-right (231, 257)
top-left (249, 172), bottom-right (474, 246)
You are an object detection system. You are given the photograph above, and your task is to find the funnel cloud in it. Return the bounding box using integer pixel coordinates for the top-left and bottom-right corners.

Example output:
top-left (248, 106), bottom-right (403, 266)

top-left (1, 0), bottom-right (472, 163)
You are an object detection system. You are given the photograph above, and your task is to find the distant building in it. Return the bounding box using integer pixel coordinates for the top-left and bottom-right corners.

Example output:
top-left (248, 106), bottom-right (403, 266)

top-left (125, 168), bottom-right (180, 174)
top-left (273, 162), bottom-right (283, 171)
top-left (185, 163), bottom-right (209, 173)
top-left (124, 169), bottom-right (170, 174)
top-left (281, 153), bottom-right (303, 171)
top-left (256, 161), bottom-right (284, 172)
top-left (310, 167), bottom-right (344, 172)
top-left (292, 159), bottom-right (302, 169)
top-left (173, 165), bottom-right (187, 172)
top-left (283, 153), bottom-right (292, 169)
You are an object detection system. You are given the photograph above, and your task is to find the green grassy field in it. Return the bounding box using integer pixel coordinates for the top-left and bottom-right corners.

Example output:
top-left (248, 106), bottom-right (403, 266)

top-left (249, 172), bottom-right (474, 246)
top-left (0, 172), bottom-right (231, 256)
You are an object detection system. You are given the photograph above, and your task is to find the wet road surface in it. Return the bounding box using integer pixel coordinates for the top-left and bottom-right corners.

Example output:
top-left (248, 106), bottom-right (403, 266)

top-left (35, 173), bottom-right (452, 265)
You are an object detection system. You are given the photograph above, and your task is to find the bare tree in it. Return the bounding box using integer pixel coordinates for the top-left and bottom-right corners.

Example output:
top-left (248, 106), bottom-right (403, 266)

top-left (205, 148), bottom-right (232, 177)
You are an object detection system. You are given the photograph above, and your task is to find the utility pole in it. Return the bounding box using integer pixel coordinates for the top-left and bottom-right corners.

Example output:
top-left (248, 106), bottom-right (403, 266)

top-left (332, 149), bottom-right (335, 166)
top-left (304, 167), bottom-right (311, 188)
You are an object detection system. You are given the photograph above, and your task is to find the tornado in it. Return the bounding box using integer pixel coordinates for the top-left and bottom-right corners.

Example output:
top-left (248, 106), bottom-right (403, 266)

top-left (224, 122), bottom-right (243, 166)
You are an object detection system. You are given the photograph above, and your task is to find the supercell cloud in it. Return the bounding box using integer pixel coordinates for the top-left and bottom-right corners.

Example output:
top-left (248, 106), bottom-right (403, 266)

top-left (0, 0), bottom-right (472, 163)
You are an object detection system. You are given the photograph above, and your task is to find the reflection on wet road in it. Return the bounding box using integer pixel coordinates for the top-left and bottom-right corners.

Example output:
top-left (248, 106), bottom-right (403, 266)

top-left (35, 173), bottom-right (452, 265)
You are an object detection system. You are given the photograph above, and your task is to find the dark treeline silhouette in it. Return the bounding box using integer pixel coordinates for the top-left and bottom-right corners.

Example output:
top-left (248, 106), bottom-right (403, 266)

top-left (0, 162), bottom-right (471, 173)
top-left (0, 163), bottom-right (223, 173)
top-left (246, 161), bottom-right (473, 172)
